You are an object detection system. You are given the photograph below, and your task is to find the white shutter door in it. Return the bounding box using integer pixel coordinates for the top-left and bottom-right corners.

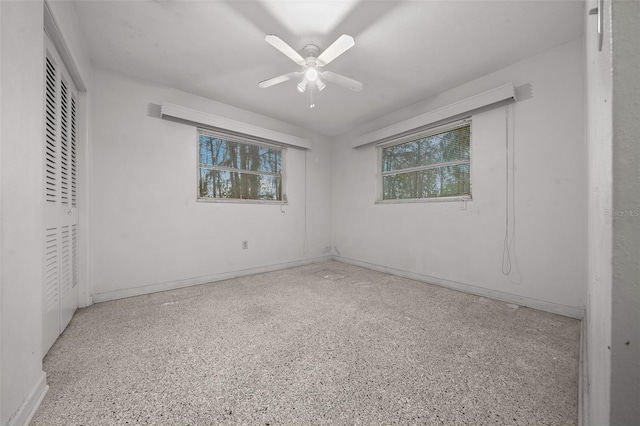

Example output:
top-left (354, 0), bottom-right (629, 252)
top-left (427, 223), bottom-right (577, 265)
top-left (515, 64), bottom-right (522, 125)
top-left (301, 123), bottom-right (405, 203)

top-left (43, 226), bottom-right (59, 352)
top-left (43, 34), bottom-right (79, 356)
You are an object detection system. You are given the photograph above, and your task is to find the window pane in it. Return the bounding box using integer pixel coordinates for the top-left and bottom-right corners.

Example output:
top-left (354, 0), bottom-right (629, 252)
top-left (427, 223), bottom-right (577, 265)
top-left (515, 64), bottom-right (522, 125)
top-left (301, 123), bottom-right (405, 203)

top-left (382, 124), bottom-right (470, 172)
top-left (199, 133), bottom-right (281, 174)
top-left (417, 125), bottom-right (470, 166)
top-left (253, 174), bottom-right (281, 200)
top-left (382, 172), bottom-right (418, 200)
top-left (242, 144), bottom-right (281, 174)
top-left (199, 168), bottom-right (231, 198)
top-left (382, 140), bottom-right (419, 172)
top-left (261, 146), bottom-right (282, 174)
top-left (199, 169), bottom-right (281, 201)
top-left (199, 134), bottom-right (235, 167)
top-left (418, 164), bottom-right (470, 198)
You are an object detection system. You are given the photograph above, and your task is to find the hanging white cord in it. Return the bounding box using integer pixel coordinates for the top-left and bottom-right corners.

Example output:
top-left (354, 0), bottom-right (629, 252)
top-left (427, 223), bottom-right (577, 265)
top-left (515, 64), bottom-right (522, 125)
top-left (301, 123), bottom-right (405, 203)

top-left (303, 150), bottom-right (309, 255)
top-left (502, 105), bottom-right (511, 274)
top-left (502, 104), bottom-right (522, 284)
top-left (508, 104), bottom-right (522, 284)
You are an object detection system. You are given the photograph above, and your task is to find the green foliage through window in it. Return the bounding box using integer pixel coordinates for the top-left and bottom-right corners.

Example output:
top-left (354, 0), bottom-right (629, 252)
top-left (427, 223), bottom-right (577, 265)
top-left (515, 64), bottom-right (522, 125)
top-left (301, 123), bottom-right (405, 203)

top-left (381, 121), bottom-right (471, 200)
top-left (198, 130), bottom-right (283, 201)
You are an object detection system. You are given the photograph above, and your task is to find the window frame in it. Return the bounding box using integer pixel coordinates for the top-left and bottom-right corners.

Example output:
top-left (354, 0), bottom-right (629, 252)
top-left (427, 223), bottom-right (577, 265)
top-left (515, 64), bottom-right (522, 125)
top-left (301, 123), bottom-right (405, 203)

top-left (196, 128), bottom-right (287, 204)
top-left (376, 118), bottom-right (472, 204)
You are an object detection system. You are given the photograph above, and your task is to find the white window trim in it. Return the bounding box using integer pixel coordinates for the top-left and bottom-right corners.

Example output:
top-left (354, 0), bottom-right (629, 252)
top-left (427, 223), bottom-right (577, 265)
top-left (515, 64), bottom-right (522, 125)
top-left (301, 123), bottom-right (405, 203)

top-left (196, 128), bottom-right (288, 205)
top-left (376, 118), bottom-right (472, 204)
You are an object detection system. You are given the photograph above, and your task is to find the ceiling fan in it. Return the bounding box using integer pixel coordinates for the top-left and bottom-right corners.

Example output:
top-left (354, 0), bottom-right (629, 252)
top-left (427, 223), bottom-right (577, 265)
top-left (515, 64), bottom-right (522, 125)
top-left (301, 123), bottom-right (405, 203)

top-left (258, 34), bottom-right (363, 109)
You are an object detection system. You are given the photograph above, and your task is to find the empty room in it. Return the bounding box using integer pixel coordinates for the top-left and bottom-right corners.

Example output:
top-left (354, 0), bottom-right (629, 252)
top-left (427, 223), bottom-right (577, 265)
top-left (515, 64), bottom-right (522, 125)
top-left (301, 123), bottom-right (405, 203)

top-left (1, 0), bottom-right (638, 425)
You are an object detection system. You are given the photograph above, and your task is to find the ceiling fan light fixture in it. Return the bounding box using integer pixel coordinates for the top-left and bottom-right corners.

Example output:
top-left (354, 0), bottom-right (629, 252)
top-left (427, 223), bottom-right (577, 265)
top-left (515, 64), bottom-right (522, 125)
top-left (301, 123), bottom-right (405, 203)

top-left (297, 79), bottom-right (307, 93)
top-left (305, 67), bottom-right (318, 82)
top-left (306, 82), bottom-right (317, 108)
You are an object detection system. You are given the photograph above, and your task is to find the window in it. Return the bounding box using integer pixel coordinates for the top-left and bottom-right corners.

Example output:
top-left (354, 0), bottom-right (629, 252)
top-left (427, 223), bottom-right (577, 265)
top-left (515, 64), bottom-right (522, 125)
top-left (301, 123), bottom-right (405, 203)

top-left (198, 129), bottom-right (284, 201)
top-left (379, 119), bottom-right (471, 201)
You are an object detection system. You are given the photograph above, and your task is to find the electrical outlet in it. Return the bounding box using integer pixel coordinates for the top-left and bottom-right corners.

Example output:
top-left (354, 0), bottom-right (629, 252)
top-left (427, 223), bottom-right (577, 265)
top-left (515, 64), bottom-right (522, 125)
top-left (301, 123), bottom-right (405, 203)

top-left (242, 240), bottom-right (248, 250)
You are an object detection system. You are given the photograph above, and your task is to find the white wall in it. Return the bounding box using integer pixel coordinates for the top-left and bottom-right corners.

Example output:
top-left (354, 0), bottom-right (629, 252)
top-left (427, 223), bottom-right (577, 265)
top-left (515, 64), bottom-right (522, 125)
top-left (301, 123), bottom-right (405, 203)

top-left (332, 39), bottom-right (586, 317)
top-left (44, 0), bottom-right (91, 90)
top-left (610, 0), bottom-right (640, 422)
top-left (90, 69), bottom-right (332, 301)
top-left (1, 2), bottom-right (48, 424)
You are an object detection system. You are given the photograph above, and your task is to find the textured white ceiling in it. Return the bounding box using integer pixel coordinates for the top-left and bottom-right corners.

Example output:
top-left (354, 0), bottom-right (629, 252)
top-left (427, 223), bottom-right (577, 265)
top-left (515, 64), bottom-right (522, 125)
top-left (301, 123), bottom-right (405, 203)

top-left (73, 0), bottom-right (584, 137)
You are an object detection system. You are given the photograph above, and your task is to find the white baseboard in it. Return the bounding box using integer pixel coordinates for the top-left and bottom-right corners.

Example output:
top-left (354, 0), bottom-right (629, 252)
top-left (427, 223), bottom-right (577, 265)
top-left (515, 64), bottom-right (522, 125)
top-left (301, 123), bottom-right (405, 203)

top-left (333, 256), bottom-right (585, 319)
top-left (6, 371), bottom-right (48, 426)
top-left (93, 255), bottom-right (584, 319)
top-left (92, 256), bottom-right (332, 303)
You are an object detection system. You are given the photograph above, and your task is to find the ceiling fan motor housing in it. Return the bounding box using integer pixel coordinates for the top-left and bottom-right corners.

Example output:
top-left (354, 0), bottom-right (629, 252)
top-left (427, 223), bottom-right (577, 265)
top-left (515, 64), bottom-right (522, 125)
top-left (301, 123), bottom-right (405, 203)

top-left (303, 44), bottom-right (320, 59)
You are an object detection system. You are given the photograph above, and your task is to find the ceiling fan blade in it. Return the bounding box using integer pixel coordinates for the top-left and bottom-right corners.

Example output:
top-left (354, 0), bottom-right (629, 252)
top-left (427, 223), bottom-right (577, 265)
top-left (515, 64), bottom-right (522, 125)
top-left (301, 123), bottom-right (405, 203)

top-left (258, 72), bottom-right (301, 88)
top-left (320, 71), bottom-right (363, 92)
top-left (316, 35), bottom-right (355, 67)
top-left (265, 35), bottom-right (306, 66)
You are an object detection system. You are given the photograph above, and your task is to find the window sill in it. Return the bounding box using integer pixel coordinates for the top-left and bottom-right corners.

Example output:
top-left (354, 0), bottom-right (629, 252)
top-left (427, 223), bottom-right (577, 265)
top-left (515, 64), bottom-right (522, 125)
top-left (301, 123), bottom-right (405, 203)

top-left (197, 198), bottom-right (287, 205)
top-left (375, 195), bottom-right (472, 205)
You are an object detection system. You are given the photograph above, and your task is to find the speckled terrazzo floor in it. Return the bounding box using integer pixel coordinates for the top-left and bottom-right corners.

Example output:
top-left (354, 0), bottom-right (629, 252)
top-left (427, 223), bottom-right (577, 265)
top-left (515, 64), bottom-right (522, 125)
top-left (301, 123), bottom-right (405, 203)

top-left (32, 261), bottom-right (580, 425)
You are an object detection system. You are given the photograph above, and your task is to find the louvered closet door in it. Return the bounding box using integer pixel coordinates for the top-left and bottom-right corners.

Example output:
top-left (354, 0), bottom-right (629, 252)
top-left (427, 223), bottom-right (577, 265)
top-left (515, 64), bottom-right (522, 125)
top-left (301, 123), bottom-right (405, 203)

top-left (43, 34), bottom-right (79, 355)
